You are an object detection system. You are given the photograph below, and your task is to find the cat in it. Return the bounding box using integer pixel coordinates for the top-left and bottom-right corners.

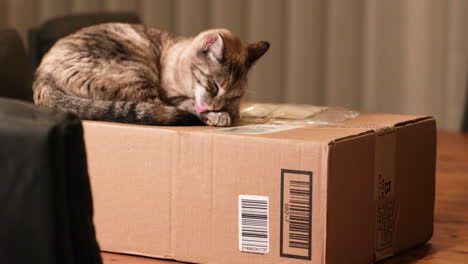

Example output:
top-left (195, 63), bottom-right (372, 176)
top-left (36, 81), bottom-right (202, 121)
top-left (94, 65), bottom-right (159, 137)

top-left (33, 23), bottom-right (269, 126)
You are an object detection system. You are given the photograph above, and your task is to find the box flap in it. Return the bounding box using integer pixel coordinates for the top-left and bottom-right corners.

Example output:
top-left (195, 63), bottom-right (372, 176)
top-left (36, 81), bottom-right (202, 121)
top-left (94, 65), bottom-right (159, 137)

top-left (84, 113), bottom-right (432, 146)
top-left (325, 114), bottom-right (433, 143)
top-left (325, 115), bottom-right (436, 263)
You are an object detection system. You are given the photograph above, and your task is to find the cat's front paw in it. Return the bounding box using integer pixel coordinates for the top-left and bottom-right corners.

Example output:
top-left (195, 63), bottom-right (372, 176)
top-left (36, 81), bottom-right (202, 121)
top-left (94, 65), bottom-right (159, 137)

top-left (201, 111), bottom-right (232, 127)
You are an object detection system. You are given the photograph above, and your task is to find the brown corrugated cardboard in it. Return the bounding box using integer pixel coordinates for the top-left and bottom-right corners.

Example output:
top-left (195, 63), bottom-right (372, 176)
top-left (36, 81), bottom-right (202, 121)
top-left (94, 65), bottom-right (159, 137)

top-left (83, 113), bottom-right (436, 264)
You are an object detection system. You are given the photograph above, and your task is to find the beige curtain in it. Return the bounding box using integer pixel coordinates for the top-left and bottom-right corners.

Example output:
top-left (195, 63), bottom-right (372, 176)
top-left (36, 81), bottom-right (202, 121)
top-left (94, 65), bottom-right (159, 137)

top-left (1, 0), bottom-right (466, 131)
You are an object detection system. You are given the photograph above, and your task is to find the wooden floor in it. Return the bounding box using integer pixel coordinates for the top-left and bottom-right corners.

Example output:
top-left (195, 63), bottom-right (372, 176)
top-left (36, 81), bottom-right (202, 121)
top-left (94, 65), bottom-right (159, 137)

top-left (102, 131), bottom-right (468, 264)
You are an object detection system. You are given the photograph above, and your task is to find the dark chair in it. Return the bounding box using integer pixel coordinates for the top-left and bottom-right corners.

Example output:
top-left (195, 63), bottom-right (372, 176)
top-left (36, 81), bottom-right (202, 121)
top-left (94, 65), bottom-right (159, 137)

top-left (29, 12), bottom-right (141, 69)
top-left (0, 28), bottom-right (33, 102)
top-left (0, 98), bottom-right (102, 264)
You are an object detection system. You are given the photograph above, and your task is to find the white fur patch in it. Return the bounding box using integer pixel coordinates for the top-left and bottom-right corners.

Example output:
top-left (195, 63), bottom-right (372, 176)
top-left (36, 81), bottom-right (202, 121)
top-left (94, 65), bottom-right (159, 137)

top-left (194, 86), bottom-right (206, 107)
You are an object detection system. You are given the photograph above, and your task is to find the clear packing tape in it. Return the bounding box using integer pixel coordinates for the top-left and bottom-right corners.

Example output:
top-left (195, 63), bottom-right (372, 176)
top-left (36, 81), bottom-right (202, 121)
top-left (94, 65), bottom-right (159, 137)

top-left (239, 102), bottom-right (359, 125)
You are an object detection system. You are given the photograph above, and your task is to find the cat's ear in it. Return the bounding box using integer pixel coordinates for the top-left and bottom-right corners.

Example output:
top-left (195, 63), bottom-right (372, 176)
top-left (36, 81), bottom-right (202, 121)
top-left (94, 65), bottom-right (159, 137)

top-left (246, 41), bottom-right (270, 67)
top-left (203, 33), bottom-right (224, 62)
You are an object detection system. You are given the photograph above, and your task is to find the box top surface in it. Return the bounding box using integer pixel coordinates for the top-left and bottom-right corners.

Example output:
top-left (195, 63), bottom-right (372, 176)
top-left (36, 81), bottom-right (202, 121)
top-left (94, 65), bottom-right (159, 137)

top-left (83, 113), bottom-right (432, 144)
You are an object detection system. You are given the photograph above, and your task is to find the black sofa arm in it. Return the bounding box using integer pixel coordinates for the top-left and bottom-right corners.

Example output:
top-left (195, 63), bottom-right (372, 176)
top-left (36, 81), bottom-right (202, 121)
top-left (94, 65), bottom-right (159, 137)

top-left (0, 98), bottom-right (102, 264)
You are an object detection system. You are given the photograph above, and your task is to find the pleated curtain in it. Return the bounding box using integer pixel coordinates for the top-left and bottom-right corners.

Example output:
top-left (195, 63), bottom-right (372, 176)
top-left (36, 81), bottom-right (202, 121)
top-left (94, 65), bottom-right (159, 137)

top-left (0, 0), bottom-right (466, 130)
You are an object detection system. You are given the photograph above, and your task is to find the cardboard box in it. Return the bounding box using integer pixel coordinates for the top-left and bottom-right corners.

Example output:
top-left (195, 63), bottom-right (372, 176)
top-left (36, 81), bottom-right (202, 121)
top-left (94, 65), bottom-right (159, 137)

top-left (83, 113), bottom-right (436, 264)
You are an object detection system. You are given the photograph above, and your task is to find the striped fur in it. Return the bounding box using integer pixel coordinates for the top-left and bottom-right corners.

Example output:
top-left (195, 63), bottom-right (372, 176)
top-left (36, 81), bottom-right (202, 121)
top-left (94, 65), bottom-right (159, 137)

top-left (33, 23), bottom-right (269, 126)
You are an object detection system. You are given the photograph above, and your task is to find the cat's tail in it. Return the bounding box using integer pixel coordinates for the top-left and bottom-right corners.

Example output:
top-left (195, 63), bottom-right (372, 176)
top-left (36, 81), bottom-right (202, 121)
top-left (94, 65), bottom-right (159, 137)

top-left (33, 76), bottom-right (202, 125)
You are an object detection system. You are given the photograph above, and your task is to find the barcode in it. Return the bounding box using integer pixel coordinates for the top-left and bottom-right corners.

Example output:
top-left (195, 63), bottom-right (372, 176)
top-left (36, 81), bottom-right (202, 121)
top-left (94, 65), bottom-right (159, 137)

top-left (238, 195), bottom-right (269, 253)
top-left (288, 180), bottom-right (311, 249)
top-left (281, 169), bottom-right (312, 260)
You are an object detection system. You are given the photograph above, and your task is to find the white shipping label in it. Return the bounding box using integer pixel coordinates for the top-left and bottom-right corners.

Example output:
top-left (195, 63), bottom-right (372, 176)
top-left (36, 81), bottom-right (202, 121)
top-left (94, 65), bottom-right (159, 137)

top-left (238, 195), bottom-right (269, 253)
top-left (209, 124), bottom-right (303, 135)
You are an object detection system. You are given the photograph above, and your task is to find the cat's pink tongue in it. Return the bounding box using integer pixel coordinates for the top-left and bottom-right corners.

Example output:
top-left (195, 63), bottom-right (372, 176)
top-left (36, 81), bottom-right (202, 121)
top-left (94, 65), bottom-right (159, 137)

top-left (194, 104), bottom-right (208, 114)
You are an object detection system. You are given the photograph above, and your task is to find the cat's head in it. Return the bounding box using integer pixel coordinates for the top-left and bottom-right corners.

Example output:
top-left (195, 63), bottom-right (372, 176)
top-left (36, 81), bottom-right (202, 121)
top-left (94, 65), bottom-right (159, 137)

top-left (191, 29), bottom-right (269, 113)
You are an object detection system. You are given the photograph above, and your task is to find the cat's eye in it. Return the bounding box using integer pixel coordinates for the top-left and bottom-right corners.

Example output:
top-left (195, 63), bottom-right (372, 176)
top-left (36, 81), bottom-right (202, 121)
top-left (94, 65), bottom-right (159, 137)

top-left (207, 80), bottom-right (219, 96)
top-left (192, 74), bottom-right (203, 86)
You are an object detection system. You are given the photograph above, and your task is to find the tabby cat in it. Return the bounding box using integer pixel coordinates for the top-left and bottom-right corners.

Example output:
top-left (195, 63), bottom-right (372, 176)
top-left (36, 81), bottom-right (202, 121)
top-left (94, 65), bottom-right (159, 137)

top-left (33, 23), bottom-right (269, 126)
